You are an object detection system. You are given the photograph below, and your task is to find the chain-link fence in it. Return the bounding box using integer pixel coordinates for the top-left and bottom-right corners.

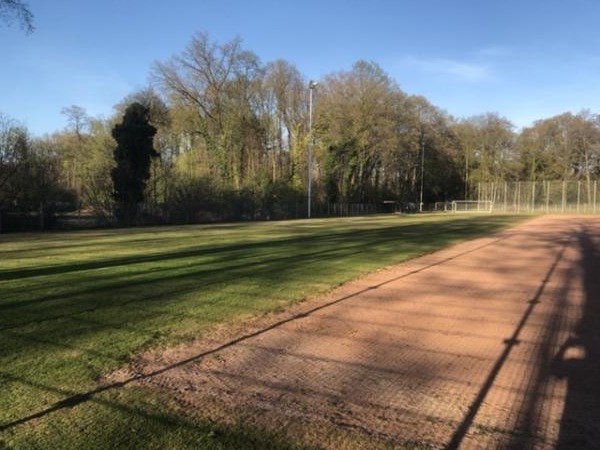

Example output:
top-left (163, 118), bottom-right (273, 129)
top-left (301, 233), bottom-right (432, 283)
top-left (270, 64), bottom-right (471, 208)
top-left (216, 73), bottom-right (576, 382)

top-left (470, 180), bottom-right (599, 214)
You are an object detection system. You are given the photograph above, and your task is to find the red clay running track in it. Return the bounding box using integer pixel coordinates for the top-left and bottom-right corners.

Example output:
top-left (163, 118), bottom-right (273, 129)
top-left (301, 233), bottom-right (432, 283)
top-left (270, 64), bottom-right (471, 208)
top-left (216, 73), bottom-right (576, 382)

top-left (124, 215), bottom-right (600, 449)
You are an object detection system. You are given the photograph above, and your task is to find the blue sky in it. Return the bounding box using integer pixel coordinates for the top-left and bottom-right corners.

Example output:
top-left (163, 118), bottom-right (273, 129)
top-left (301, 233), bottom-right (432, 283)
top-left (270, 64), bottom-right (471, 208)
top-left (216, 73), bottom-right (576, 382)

top-left (3, 0), bottom-right (600, 135)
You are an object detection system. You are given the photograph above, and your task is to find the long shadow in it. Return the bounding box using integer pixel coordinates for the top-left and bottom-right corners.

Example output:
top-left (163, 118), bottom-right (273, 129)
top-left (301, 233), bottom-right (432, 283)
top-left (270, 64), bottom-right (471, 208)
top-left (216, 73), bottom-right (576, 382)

top-left (0, 241), bottom-right (371, 363)
top-left (0, 218), bottom-right (512, 329)
top-left (0, 235), bottom-right (308, 282)
top-left (0, 230), bottom-right (506, 432)
top-left (0, 372), bottom-right (319, 450)
top-left (552, 226), bottom-right (600, 449)
top-left (3, 221), bottom-right (405, 299)
top-left (0, 216), bottom-right (514, 283)
top-left (444, 236), bottom-right (570, 450)
top-left (0, 238), bottom-right (357, 317)
top-left (501, 232), bottom-right (576, 449)
top-left (0, 222), bottom-right (416, 287)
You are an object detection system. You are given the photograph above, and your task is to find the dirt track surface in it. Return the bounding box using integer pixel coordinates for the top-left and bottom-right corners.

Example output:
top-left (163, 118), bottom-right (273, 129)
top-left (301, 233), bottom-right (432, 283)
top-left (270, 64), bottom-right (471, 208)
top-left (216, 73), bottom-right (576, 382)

top-left (122, 215), bottom-right (600, 449)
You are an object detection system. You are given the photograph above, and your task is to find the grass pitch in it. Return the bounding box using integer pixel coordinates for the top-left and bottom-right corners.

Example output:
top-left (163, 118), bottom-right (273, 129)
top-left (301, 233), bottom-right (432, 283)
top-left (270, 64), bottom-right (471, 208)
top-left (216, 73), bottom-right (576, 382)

top-left (0, 214), bottom-right (524, 449)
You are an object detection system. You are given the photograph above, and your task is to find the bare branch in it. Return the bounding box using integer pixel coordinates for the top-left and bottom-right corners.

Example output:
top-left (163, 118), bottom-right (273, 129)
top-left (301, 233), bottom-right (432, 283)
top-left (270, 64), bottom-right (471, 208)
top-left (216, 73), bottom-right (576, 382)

top-left (0, 0), bottom-right (34, 34)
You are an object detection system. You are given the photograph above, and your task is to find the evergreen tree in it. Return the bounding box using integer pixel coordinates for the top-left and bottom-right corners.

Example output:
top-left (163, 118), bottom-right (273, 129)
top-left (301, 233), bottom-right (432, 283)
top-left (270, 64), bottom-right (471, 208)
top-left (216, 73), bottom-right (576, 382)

top-left (111, 103), bottom-right (158, 225)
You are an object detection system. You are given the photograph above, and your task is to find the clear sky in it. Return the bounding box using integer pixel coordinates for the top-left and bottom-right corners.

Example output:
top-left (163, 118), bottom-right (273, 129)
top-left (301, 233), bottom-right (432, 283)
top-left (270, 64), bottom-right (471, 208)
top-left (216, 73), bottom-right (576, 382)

top-left (3, 0), bottom-right (600, 136)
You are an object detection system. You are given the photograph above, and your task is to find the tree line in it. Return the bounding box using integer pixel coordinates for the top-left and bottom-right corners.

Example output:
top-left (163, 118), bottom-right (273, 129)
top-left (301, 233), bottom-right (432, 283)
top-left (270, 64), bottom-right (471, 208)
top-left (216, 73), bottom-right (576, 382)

top-left (2, 32), bottom-right (600, 230)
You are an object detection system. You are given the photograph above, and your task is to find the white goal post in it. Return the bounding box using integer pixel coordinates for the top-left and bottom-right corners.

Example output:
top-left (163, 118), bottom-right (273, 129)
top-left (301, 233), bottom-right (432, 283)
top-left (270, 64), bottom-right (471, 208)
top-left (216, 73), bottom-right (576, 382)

top-left (451, 200), bottom-right (494, 213)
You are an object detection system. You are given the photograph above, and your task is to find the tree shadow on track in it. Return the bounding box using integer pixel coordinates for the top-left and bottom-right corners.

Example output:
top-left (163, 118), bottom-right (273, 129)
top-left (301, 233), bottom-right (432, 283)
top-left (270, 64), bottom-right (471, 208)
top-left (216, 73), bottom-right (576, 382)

top-left (441, 221), bottom-right (600, 449)
top-left (552, 226), bottom-right (600, 449)
top-left (443, 237), bottom-right (570, 450)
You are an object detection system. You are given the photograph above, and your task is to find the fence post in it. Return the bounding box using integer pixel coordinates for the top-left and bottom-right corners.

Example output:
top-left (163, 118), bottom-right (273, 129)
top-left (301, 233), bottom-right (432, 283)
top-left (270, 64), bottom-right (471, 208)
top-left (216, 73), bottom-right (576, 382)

top-left (478, 180), bottom-right (600, 215)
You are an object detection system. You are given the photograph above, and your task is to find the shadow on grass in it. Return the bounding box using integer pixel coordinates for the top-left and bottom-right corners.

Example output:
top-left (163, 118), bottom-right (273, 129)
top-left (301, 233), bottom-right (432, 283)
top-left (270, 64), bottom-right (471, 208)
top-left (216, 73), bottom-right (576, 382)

top-left (0, 217), bottom-right (516, 326)
top-left (0, 373), bottom-right (319, 450)
top-left (0, 217), bottom-right (513, 283)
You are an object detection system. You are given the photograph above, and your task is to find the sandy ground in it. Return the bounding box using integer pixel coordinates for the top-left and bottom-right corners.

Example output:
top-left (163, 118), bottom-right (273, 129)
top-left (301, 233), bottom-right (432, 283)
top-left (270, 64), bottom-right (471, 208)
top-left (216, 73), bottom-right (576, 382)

top-left (117, 215), bottom-right (600, 449)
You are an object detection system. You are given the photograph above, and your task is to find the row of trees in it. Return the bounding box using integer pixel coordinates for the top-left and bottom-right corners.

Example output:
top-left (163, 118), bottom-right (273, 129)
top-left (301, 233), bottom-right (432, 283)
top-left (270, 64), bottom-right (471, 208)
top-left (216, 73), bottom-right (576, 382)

top-left (2, 32), bottom-right (600, 230)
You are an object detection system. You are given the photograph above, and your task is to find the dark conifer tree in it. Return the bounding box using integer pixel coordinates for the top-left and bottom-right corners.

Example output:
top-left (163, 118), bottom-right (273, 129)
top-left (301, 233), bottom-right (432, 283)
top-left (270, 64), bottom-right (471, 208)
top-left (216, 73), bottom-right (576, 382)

top-left (111, 103), bottom-right (158, 225)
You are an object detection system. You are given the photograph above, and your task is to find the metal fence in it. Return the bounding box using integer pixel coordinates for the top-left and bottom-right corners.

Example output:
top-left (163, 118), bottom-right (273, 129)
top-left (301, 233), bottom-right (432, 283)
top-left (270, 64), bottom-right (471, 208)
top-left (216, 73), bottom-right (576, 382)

top-left (471, 180), bottom-right (599, 214)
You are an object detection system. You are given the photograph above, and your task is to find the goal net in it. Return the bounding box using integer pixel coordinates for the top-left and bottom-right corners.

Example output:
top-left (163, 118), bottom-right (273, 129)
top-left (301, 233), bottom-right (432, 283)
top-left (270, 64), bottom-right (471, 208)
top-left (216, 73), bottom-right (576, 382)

top-left (451, 200), bottom-right (494, 213)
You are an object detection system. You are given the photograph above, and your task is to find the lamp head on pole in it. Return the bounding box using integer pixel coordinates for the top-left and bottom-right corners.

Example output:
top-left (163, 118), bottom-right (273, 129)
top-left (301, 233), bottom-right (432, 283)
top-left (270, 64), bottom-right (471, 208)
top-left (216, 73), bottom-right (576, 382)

top-left (309, 80), bottom-right (318, 90)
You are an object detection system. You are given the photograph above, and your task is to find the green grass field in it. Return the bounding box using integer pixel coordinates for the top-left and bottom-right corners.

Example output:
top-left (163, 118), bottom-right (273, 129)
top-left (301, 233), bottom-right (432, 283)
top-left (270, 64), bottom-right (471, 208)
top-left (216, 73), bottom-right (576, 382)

top-left (0, 214), bottom-right (525, 449)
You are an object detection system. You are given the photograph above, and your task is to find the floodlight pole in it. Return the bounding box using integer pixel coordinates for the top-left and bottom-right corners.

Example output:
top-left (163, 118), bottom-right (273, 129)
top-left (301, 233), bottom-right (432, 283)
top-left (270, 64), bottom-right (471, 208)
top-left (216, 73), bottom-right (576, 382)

top-left (419, 137), bottom-right (425, 212)
top-left (308, 80), bottom-right (317, 218)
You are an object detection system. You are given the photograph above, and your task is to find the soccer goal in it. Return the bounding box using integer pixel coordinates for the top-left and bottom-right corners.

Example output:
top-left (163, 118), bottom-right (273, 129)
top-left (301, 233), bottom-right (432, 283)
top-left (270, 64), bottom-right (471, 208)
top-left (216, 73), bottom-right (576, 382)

top-left (451, 200), bottom-right (494, 213)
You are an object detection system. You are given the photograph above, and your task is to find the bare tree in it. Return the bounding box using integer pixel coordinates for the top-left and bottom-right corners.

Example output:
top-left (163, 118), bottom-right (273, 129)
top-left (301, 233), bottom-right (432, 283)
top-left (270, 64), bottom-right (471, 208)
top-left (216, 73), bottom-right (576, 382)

top-left (0, 113), bottom-right (27, 192)
top-left (61, 105), bottom-right (89, 138)
top-left (153, 32), bottom-right (265, 187)
top-left (0, 0), bottom-right (34, 33)
top-left (317, 61), bottom-right (401, 202)
top-left (261, 60), bottom-right (306, 179)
